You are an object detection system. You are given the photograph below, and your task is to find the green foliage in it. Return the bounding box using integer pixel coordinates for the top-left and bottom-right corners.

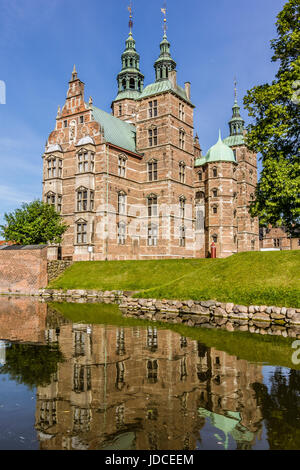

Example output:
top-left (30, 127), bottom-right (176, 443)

top-left (0, 200), bottom-right (68, 245)
top-left (0, 343), bottom-right (64, 390)
top-left (49, 251), bottom-right (300, 307)
top-left (243, 0), bottom-right (300, 234)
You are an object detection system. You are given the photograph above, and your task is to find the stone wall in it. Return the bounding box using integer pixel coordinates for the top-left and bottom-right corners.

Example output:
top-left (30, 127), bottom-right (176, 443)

top-left (47, 260), bottom-right (73, 283)
top-left (0, 245), bottom-right (48, 294)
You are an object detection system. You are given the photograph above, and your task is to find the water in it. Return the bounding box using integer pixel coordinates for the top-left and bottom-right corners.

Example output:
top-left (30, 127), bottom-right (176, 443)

top-left (0, 296), bottom-right (299, 450)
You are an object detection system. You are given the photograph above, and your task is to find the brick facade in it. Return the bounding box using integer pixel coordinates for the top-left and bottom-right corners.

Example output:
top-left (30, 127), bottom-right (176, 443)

top-left (0, 246), bottom-right (48, 294)
top-left (42, 30), bottom-right (259, 261)
top-left (260, 226), bottom-right (300, 250)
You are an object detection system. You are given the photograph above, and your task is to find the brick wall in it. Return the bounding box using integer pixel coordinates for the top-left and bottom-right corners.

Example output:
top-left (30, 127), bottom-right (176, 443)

top-left (0, 245), bottom-right (48, 294)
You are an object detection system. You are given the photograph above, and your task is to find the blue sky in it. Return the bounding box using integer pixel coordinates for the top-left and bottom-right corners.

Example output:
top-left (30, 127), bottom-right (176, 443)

top-left (0, 0), bottom-right (286, 224)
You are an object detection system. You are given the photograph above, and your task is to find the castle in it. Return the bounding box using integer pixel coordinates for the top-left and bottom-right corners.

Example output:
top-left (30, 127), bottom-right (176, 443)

top-left (43, 11), bottom-right (259, 261)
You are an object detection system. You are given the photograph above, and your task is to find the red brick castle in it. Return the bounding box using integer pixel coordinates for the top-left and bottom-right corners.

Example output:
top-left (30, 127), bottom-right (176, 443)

top-left (43, 9), bottom-right (259, 261)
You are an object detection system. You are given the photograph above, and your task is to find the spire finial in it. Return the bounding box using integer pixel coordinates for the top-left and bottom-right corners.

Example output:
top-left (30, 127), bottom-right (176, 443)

top-left (71, 64), bottom-right (78, 81)
top-left (234, 76), bottom-right (238, 104)
top-left (218, 129), bottom-right (222, 141)
top-left (128, 1), bottom-right (133, 35)
top-left (161, 1), bottom-right (167, 36)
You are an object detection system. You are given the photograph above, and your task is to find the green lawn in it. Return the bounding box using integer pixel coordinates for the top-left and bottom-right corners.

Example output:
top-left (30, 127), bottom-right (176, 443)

top-left (49, 250), bottom-right (300, 307)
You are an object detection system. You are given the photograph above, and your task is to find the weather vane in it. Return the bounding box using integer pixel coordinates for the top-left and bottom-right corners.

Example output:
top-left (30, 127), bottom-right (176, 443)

top-left (128, 1), bottom-right (133, 33)
top-left (161, 1), bottom-right (167, 35)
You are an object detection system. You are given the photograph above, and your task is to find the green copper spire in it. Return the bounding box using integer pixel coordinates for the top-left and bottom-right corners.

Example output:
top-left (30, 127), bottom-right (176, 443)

top-left (115, 5), bottom-right (144, 101)
top-left (228, 80), bottom-right (245, 136)
top-left (154, 6), bottom-right (176, 81)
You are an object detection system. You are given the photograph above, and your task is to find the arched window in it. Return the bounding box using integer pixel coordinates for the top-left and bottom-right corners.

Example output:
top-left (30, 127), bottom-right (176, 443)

top-left (179, 129), bottom-right (185, 149)
top-left (129, 78), bottom-right (135, 89)
top-left (212, 188), bottom-right (218, 197)
top-left (212, 205), bottom-right (218, 214)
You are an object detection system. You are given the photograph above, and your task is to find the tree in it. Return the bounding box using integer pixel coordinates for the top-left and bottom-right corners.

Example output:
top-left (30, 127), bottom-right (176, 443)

top-left (243, 0), bottom-right (300, 235)
top-left (0, 200), bottom-right (68, 245)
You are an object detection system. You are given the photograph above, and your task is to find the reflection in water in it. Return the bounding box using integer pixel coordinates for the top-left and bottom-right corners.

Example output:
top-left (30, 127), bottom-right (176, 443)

top-left (0, 296), bottom-right (299, 450)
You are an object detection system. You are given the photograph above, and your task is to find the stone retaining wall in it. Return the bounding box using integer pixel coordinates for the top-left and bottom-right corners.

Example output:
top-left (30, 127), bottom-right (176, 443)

top-left (47, 260), bottom-right (73, 282)
top-left (2, 288), bottom-right (299, 338)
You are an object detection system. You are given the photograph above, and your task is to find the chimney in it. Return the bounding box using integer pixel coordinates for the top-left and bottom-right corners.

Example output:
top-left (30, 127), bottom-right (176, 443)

top-left (169, 70), bottom-right (177, 88)
top-left (185, 82), bottom-right (191, 100)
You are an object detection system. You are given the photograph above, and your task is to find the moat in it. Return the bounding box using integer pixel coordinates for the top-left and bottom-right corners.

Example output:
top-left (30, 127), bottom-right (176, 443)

top-left (0, 296), bottom-right (299, 450)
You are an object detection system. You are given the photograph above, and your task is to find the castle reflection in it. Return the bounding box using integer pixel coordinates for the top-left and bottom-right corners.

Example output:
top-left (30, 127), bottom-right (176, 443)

top-left (34, 308), bottom-right (264, 450)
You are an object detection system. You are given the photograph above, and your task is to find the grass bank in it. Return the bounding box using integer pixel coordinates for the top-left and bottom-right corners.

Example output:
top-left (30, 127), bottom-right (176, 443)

top-left (49, 251), bottom-right (300, 307)
top-left (50, 301), bottom-right (300, 370)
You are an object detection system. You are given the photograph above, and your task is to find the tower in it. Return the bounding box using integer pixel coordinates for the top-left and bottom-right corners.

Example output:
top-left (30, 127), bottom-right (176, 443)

top-left (111, 4), bottom-right (144, 122)
top-left (223, 81), bottom-right (259, 252)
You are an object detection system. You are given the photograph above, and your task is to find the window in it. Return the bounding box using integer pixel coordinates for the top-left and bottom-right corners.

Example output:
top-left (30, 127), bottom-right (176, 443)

top-left (149, 100), bottom-right (158, 118)
top-left (47, 158), bottom-right (57, 178)
top-left (148, 160), bottom-right (158, 181)
top-left (179, 162), bottom-right (186, 183)
top-left (212, 205), bottom-right (218, 214)
top-left (77, 189), bottom-right (88, 211)
top-left (179, 226), bottom-right (186, 247)
top-left (119, 104), bottom-right (122, 116)
top-left (212, 188), bottom-right (218, 197)
top-left (117, 222), bottom-right (126, 245)
top-left (147, 360), bottom-right (158, 383)
top-left (58, 159), bottom-right (63, 178)
top-left (118, 156), bottom-right (127, 177)
top-left (233, 149), bottom-right (237, 160)
top-left (212, 234), bottom-right (218, 243)
top-left (147, 327), bottom-right (158, 351)
top-left (118, 192), bottom-right (126, 214)
top-left (198, 171), bottom-right (202, 181)
top-left (179, 129), bottom-right (185, 149)
top-left (148, 128), bottom-right (158, 146)
top-left (77, 222), bottom-right (87, 244)
top-left (148, 224), bottom-right (158, 246)
top-left (213, 167), bottom-right (218, 178)
top-left (80, 116), bottom-right (84, 124)
top-left (251, 239), bottom-right (256, 251)
top-left (179, 197), bottom-right (185, 219)
top-left (147, 195), bottom-right (158, 217)
top-left (57, 195), bottom-right (62, 213)
top-left (77, 150), bottom-right (94, 173)
top-left (179, 102), bottom-right (185, 121)
top-left (90, 191), bottom-right (94, 211)
top-left (64, 120), bottom-right (68, 128)
top-left (273, 239), bottom-right (280, 248)
top-left (47, 192), bottom-right (56, 207)
top-left (116, 362), bottom-right (125, 390)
